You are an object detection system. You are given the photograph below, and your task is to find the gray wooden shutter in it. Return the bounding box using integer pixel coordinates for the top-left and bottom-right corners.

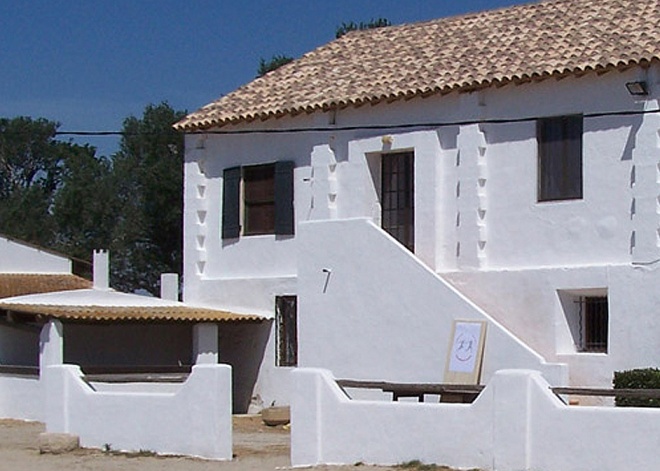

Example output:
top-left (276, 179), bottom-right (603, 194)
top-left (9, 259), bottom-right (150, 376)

top-left (538, 115), bottom-right (582, 201)
top-left (222, 166), bottom-right (241, 239)
top-left (564, 115), bottom-right (583, 199)
top-left (274, 160), bottom-right (295, 235)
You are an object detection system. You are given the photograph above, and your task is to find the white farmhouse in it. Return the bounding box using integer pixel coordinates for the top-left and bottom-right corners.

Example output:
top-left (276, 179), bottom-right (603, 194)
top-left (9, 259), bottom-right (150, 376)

top-left (175, 0), bottom-right (660, 408)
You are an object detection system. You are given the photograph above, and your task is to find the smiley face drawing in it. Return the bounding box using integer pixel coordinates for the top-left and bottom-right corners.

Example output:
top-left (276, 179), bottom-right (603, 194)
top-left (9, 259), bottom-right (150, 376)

top-left (454, 332), bottom-right (476, 363)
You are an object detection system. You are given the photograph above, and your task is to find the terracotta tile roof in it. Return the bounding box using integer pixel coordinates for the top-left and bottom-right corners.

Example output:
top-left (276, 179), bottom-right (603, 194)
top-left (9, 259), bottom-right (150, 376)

top-left (176, 0), bottom-right (660, 131)
top-left (0, 274), bottom-right (92, 299)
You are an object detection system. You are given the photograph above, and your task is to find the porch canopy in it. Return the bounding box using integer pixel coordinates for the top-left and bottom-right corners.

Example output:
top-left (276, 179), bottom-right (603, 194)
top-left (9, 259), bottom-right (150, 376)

top-left (0, 288), bottom-right (265, 323)
top-left (0, 274), bottom-right (92, 299)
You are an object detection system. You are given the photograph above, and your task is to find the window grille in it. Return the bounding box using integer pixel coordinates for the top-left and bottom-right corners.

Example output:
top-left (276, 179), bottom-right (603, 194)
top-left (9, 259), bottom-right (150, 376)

top-left (577, 296), bottom-right (608, 353)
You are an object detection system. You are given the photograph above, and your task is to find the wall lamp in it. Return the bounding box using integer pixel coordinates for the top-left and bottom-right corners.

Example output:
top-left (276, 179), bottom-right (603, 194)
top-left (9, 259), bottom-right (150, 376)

top-left (625, 81), bottom-right (649, 96)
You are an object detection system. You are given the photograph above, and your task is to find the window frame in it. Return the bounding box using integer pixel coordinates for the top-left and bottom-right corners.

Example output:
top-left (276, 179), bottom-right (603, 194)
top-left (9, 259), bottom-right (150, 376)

top-left (275, 295), bottom-right (298, 367)
top-left (380, 151), bottom-right (415, 252)
top-left (221, 161), bottom-right (294, 239)
top-left (537, 114), bottom-right (584, 202)
top-left (581, 296), bottom-right (609, 353)
top-left (242, 163), bottom-right (276, 236)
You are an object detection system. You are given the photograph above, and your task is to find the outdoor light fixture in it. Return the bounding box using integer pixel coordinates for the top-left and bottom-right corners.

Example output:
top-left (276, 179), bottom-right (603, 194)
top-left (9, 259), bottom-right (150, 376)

top-left (625, 81), bottom-right (649, 96)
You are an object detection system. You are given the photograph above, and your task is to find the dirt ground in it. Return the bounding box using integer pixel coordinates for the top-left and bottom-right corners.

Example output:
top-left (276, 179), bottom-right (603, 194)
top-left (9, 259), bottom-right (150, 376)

top-left (0, 416), bottom-right (412, 471)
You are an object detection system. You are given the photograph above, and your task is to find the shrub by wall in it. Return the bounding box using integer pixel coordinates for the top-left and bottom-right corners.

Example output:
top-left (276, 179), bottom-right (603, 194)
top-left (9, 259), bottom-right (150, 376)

top-left (613, 368), bottom-right (660, 407)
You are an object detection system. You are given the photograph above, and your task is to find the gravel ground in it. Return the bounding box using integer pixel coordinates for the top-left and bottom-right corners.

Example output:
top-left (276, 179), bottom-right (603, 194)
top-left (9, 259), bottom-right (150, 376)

top-left (0, 416), bottom-right (413, 471)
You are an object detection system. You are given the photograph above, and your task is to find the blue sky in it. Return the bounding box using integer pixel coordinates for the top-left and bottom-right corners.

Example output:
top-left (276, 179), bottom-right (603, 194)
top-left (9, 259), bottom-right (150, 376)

top-left (0, 0), bottom-right (529, 156)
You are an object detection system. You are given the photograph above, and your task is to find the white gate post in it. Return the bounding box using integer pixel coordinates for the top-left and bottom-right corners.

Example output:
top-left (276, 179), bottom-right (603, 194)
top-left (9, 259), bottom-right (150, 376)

top-left (39, 319), bottom-right (64, 371)
top-left (193, 323), bottom-right (218, 364)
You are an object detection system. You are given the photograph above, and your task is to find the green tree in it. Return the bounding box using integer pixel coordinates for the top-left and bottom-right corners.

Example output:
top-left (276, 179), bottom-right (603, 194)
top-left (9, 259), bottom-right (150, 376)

top-left (110, 102), bottom-right (186, 295)
top-left (257, 54), bottom-right (294, 77)
top-left (0, 117), bottom-right (69, 246)
top-left (52, 146), bottom-right (117, 260)
top-left (335, 17), bottom-right (391, 38)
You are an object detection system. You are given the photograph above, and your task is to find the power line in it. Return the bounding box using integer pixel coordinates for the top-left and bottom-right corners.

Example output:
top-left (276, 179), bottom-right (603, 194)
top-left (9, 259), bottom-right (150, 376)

top-left (44, 106), bottom-right (660, 137)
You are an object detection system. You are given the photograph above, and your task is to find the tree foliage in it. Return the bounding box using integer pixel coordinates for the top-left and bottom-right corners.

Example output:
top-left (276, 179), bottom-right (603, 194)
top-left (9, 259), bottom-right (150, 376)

top-left (335, 17), bottom-right (391, 38)
top-left (0, 103), bottom-right (186, 296)
top-left (257, 54), bottom-right (294, 77)
top-left (109, 103), bottom-right (186, 295)
top-left (0, 117), bottom-right (73, 246)
top-left (256, 18), bottom-right (392, 76)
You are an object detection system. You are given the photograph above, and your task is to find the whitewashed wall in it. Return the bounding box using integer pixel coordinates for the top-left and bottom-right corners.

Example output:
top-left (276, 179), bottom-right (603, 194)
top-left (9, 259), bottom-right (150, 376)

top-left (183, 64), bottom-right (660, 403)
top-left (0, 237), bottom-right (72, 273)
top-left (297, 218), bottom-right (566, 385)
top-left (44, 363), bottom-right (232, 460)
top-left (292, 368), bottom-right (660, 470)
top-left (0, 373), bottom-right (42, 421)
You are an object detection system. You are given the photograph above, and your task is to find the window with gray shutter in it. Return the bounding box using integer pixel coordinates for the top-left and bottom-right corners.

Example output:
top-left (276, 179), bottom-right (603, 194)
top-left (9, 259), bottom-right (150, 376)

top-left (221, 161), bottom-right (295, 239)
top-left (537, 115), bottom-right (583, 202)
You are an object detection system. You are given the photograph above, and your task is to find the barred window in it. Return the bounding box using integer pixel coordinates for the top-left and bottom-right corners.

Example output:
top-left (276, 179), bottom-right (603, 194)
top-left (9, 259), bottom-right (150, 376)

top-left (580, 296), bottom-right (608, 353)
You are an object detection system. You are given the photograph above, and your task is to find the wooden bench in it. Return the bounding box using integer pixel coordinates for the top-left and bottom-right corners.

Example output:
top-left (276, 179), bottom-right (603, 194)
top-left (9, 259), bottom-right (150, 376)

top-left (337, 380), bottom-right (660, 404)
top-left (337, 379), bottom-right (484, 403)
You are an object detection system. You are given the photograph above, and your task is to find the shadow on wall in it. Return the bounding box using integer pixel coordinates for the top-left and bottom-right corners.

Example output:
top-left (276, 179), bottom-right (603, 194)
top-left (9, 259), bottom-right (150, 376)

top-left (64, 323), bottom-right (193, 368)
top-left (218, 320), bottom-right (272, 413)
top-left (218, 321), bottom-right (272, 414)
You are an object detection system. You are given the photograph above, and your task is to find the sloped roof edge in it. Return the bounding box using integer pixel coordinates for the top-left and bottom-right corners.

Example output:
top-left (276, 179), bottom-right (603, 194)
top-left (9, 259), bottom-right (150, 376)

top-left (0, 289), bottom-right (266, 323)
top-left (175, 0), bottom-right (660, 132)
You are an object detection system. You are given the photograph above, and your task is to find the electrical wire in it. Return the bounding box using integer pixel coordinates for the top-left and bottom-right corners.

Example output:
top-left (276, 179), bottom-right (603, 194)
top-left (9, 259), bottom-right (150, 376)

top-left (50, 106), bottom-right (660, 137)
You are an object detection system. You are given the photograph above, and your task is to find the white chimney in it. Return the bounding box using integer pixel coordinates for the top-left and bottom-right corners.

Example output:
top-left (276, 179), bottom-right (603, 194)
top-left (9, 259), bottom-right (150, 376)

top-left (93, 250), bottom-right (110, 290)
top-left (160, 273), bottom-right (179, 301)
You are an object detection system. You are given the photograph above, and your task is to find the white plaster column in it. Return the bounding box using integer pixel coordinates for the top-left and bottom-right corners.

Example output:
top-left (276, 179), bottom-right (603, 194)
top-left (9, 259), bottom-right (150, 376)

top-left (193, 323), bottom-right (218, 364)
top-left (160, 273), bottom-right (179, 301)
top-left (39, 319), bottom-right (64, 372)
top-left (93, 249), bottom-right (110, 290)
top-left (630, 109), bottom-right (660, 263)
top-left (456, 123), bottom-right (488, 269)
top-left (492, 369), bottom-right (534, 470)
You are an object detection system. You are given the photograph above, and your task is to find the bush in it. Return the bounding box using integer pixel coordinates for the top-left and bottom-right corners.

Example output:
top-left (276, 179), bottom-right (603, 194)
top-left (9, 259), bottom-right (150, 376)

top-left (613, 368), bottom-right (660, 407)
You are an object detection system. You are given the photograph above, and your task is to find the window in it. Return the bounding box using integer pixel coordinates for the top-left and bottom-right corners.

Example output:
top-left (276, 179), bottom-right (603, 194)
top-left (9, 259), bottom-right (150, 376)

top-left (222, 161), bottom-right (294, 239)
top-left (560, 291), bottom-right (608, 353)
top-left (381, 151), bottom-right (414, 251)
top-left (557, 288), bottom-right (609, 353)
top-left (276, 295), bottom-right (297, 367)
top-left (537, 115), bottom-right (583, 202)
top-left (243, 164), bottom-right (275, 235)
top-left (581, 296), bottom-right (608, 353)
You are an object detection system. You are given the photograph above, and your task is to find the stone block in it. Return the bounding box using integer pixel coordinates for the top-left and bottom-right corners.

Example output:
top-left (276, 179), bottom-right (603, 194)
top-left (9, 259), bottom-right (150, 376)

top-left (261, 406), bottom-right (290, 426)
top-left (39, 432), bottom-right (79, 454)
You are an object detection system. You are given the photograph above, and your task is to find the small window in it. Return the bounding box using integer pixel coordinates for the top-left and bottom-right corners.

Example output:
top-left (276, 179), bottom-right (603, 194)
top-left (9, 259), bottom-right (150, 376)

top-left (537, 115), bottom-right (583, 202)
top-left (276, 295), bottom-right (297, 367)
top-left (559, 291), bottom-right (608, 353)
top-left (581, 296), bottom-right (608, 353)
top-left (243, 164), bottom-right (275, 235)
top-left (222, 161), bottom-right (294, 239)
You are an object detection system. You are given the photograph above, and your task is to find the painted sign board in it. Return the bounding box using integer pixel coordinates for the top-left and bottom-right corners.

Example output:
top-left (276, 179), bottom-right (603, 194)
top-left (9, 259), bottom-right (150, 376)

top-left (444, 320), bottom-right (487, 384)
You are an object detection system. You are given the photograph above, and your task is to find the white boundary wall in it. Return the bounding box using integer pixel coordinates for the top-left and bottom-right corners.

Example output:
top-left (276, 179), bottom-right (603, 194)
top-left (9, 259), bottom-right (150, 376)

top-left (0, 373), bottom-right (42, 421)
top-left (292, 368), bottom-right (660, 470)
top-left (44, 363), bottom-right (232, 460)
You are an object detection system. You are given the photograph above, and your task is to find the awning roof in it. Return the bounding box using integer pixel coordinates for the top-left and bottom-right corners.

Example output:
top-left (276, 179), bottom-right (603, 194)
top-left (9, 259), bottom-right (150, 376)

top-left (0, 274), bottom-right (92, 299)
top-left (0, 289), bottom-right (266, 323)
